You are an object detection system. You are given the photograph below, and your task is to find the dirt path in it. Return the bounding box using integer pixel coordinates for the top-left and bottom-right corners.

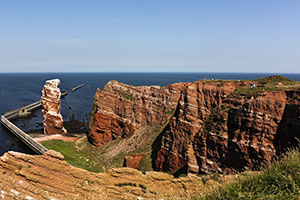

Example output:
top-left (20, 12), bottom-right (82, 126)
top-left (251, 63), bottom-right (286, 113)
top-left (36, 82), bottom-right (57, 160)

top-left (32, 134), bottom-right (83, 143)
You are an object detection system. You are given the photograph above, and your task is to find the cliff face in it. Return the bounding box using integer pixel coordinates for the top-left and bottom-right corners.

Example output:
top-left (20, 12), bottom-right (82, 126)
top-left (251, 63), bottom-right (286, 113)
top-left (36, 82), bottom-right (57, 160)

top-left (41, 79), bottom-right (67, 135)
top-left (154, 84), bottom-right (300, 174)
top-left (88, 80), bottom-right (186, 146)
top-left (89, 78), bottom-right (300, 174)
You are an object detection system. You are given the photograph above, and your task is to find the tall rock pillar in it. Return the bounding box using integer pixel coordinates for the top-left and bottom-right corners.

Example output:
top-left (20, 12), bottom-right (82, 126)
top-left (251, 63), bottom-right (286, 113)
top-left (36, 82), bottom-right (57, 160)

top-left (41, 79), bottom-right (67, 135)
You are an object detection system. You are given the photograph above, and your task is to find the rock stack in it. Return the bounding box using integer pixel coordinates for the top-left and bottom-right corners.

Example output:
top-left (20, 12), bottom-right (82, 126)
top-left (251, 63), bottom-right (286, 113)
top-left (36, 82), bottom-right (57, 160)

top-left (41, 79), bottom-right (67, 135)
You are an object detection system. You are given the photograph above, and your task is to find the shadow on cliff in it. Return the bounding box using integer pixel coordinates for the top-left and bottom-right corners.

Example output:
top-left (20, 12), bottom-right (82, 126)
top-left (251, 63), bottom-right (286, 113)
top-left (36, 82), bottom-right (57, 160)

top-left (151, 95), bottom-right (182, 173)
top-left (221, 108), bottom-right (267, 172)
top-left (274, 104), bottom-right (300, 155)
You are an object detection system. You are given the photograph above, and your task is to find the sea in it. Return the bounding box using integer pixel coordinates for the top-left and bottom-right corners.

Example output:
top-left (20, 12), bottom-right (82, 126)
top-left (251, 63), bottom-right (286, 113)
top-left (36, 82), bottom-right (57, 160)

top-left (1, 72), bottom-right (300, 156)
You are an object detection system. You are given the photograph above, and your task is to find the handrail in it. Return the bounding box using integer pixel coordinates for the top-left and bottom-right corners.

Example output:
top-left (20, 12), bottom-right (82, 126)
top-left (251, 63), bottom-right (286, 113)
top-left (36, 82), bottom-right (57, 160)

top-left (1, 115), bottom-right (48, 154)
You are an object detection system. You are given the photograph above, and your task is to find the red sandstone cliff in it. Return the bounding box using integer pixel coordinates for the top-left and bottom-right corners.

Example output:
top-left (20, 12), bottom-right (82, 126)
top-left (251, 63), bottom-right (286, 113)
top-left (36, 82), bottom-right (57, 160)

top-left (41, 79), bottom-right (67, 135)
top-left (88, 80), bottom-right (186, 146)
top-left (88, 77), bottom-right (300, 174)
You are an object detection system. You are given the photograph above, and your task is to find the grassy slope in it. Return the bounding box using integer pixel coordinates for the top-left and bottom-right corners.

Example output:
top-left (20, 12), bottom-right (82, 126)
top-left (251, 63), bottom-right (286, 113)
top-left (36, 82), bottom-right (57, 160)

top-left (194, 150), bottom-right (300, 200)
top-left (42, 123), bottom-right (167, 173)
top-left (229, 75), bottom-right (300, 98)
top-left (42, 138), bottom-right (103, 172)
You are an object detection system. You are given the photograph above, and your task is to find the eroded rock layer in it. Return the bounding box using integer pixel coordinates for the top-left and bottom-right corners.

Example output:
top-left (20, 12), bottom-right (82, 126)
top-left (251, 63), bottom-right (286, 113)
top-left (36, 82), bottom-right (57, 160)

top-left (89, 79), bottom-right (300, 174)
top-left (0, 151), bottom-right (205, 200)
top-left (88, 81), bottom-right (186, 146)
top-left (41, 79), bottom-right (67, 135)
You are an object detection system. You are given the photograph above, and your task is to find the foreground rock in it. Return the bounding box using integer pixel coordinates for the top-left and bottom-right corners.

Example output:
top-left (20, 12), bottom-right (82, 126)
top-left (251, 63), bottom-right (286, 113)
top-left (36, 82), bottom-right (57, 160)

top-left (123, 154), bottom-right (145, 169)
top-left (89, 77), bottom-right (300, 174)
top-left (0, 151), bottom-right (205, 200)
top-left (41, 79), bottom-right (67, 135)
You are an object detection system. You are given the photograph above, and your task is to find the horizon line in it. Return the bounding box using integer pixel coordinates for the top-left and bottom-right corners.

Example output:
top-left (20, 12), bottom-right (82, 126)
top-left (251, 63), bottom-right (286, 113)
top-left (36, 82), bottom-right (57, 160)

top-left (1, 71), bottom-right (300, 74)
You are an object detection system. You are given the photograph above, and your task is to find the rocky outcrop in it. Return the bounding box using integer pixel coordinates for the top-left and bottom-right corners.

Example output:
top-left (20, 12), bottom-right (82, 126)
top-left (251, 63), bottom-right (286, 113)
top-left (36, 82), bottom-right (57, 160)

top-left (89, 78), bottom-right (300, 174)
top-left (152, 81), bottom-right (246, 173)
top-left (41, 79), bottom-right (67, 135)
top-left (88, 80), bottom-right (186, 146)
top-left (153, 83), bottom-right (300, 174)
top-left (0, 150), bottom-right (208, 200)
top-left (123, 154), bottom-right (145, 169)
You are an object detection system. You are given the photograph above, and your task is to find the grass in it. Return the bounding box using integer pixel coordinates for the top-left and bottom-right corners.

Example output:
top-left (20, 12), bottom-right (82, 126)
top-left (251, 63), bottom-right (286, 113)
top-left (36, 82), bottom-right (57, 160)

top-left (229, 75), bottom-right (300, 99)
top-left (138, 152), bottom-right (153, 172)
top-left (254, 75), bottom-right (293, 85)
top-left (193, 149), bottom-right (300, 200)
top-left (42, 123), bottom-right (167, 173)
top-left (202, 104), bottom-right (228, 137)
top-left (42, 139), bottom-right (103, 172)
top-left (121, 93), bottom-right (136, 101)
top-left (42, 136), bottom-right (134, 173)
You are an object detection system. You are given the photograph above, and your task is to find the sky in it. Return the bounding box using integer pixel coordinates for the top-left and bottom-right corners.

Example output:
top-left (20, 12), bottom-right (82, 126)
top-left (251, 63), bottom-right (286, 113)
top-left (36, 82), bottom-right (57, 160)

top-left (0, 0), bottom-right (300, 73)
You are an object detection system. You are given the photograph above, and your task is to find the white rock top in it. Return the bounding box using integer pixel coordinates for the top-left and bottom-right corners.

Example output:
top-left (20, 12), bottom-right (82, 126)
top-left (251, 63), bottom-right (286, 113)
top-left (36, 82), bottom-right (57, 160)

top-left (45, 79), bottom-right (60, 87)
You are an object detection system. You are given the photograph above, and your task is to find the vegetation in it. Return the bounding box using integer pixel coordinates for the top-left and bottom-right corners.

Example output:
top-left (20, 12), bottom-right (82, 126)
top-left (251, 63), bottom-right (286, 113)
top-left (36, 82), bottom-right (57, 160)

top-left (198, 173), bottom-right (221, 184)
top-left (42, 123), bottom-right (167, 173)
top-left (255, 75), bottom-right (293, 85)
top-left (193, 149), bottom-right (300, 200)
top-left (138, 152), bottom-right (154, 172)
top-left (42, 139), bottom-right (103, 172)
top-left (164, 108), bottom-right (175, 115)
top-left (203, 104), bottom-right (228, 137)
top-left (121, 93), bottom-right (136, 101)
top-left (229, 75), bottom-right (300, 99)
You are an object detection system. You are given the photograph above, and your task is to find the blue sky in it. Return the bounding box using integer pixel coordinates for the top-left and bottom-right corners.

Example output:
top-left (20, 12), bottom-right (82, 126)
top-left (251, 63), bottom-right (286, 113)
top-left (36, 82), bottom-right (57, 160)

top-left (0, 0), bottom-right (300, 73)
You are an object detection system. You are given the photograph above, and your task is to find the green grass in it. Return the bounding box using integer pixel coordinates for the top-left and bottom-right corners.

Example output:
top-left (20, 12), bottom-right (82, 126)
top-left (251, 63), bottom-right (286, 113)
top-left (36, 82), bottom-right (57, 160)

top-left (194, 149), bottom-right (300, 200)
top-left (42, 123), bottom-right (167, 173)
top-left (138, 152), bottom-right (153, 172)
top-left (229, 75), bottom-right (300, 99)
top-left (43, 136), bottom-right (134, 173)
top-left (229, 86), bottom-right (277, 99)
top-left (42, 139), bottom-right (103, 172)
top-left (254, 75), bottom-right (293, 85)
top-left (121, 93), bottom-right (136, 101)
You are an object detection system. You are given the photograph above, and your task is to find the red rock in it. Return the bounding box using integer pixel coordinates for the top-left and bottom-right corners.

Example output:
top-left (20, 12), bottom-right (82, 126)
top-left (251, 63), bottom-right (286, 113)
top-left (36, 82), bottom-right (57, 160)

top-left (89, 112), bottom-right (136, 146)
top-left (88, 80), bottom-right (185, 146)
top-left (0, 151), bottom-right (205, 199)
top-left (41, 79), bottom-right (67, 135)
top-left (123, 154), bottom-right (145, 169)
top-left (88, 79), bottom-right (300, 174)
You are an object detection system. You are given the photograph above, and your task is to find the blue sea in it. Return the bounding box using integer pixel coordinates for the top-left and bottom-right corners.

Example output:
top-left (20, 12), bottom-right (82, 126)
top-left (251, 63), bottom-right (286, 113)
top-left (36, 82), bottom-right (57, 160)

top-left (1, 72), bottom-right (300, 156)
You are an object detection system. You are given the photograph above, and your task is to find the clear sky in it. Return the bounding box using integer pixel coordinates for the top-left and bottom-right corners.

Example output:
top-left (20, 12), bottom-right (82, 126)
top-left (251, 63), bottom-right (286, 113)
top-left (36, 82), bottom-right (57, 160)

top-left (0, 0), bottom-right (300, 73)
